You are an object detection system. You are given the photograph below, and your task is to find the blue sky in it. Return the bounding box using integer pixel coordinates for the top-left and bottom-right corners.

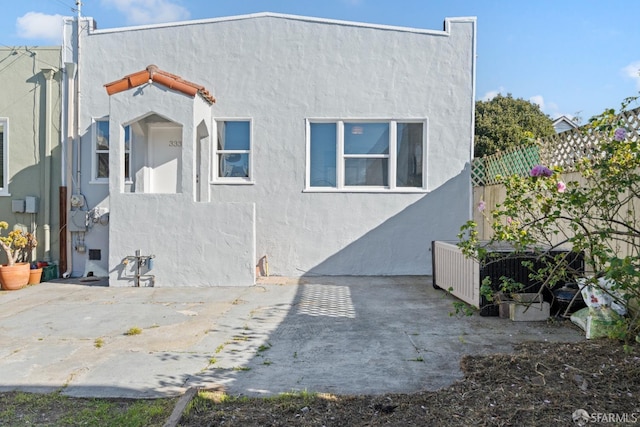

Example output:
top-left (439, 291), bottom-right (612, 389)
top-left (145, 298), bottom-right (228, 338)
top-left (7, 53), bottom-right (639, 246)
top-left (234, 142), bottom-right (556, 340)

top-left (2, 0), bottom-right (640, 122)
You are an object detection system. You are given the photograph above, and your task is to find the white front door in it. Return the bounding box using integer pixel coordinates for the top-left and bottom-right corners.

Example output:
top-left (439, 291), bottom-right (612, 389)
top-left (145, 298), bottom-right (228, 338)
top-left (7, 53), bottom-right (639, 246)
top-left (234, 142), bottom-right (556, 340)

top-left (149, 124), bottom-right (182, 193)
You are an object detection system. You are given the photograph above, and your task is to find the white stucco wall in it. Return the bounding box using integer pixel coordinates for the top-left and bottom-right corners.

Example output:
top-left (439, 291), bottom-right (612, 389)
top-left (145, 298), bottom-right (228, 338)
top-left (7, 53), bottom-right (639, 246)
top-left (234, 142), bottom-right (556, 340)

top-left (104, 85), bottom-right (255, 286)
top-left (66, 13), bottom-right (476, 285)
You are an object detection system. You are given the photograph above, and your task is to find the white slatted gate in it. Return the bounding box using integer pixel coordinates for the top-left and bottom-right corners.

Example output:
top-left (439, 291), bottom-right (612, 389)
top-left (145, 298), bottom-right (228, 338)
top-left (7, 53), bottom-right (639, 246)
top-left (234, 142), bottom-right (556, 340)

top-left (432, 241), bottom-right (480, 308)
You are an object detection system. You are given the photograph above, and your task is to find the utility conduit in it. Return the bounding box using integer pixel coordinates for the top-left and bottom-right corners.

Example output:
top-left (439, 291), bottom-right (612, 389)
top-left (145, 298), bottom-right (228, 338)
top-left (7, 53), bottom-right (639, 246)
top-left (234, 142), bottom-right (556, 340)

top-left (41, 68), bottom-right (55, 262)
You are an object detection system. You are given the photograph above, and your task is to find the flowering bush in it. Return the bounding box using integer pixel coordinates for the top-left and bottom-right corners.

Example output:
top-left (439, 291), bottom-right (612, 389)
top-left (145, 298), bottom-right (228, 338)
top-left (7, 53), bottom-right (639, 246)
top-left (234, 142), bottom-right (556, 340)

top-left (529, 164), bottom-right (553, 177)
top-left (0, 222), bottom-right (37, 266)
top-left (459, 97), bottom-right (640, 342)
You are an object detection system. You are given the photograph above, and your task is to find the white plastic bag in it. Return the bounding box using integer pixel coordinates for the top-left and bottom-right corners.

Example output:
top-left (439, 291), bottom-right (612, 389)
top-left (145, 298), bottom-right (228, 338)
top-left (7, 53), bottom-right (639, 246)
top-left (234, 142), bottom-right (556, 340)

top-left (578, 277), bottom-right (626, 316)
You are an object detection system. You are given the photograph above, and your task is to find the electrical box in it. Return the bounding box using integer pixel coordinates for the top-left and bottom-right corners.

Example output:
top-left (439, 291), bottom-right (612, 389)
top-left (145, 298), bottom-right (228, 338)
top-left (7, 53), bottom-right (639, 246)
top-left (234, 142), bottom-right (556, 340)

top-left (12, 199), bottom-right (25, 213)
top-left (25, 196), bottom-right (39, 213)
top-left (68, 210), bottom-right (88, 232)
top-left (70, 194), bottom-right (84, 208)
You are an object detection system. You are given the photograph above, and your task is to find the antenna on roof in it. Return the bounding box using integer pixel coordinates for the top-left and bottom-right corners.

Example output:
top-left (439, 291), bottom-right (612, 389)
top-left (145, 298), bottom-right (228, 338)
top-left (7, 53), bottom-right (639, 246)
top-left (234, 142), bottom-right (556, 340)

top-left (76, 0), bottom-right (82, 18)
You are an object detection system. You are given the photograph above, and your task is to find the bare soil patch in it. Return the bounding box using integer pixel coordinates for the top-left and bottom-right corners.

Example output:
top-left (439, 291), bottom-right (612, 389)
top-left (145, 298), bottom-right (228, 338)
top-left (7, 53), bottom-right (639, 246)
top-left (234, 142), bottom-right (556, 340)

top-left (1, 340), bottom-right (638, 426)
top-left (179, 340), bottom-right (640, 427)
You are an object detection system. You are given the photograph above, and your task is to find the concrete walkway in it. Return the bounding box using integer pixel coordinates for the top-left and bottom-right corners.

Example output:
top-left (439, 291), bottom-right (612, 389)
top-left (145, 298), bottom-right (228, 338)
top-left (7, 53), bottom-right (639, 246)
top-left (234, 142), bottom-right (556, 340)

top-left (0, 276), bottom-right (583, 398)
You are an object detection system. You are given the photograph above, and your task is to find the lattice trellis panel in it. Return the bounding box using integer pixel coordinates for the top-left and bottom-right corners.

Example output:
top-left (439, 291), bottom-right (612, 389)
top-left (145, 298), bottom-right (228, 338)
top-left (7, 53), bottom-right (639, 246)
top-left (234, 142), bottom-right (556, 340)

top-left (472, 144), bottom-right (540, 186)
top-left (471, 157), bottom-right (485, 186)
top-left (539, 130), bottom-right (598, 170)
top-left (541, 106), bottom-right (640, 170)
top-left (473, 106), bottom-right (640, 187)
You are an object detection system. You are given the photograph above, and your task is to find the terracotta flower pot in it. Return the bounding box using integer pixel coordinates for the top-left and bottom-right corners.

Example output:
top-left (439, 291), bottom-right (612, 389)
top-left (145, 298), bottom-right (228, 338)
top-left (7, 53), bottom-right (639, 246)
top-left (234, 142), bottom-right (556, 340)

top-left (0, 262), bottom-right (30, 290)
top-left (28, 268), bottom-right (43, 285)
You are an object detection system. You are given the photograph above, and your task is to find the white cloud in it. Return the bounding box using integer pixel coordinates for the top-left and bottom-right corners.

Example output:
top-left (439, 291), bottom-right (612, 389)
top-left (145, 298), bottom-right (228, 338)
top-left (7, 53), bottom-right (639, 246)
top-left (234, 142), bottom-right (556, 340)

top-left (480, 88), bottom-right (504, 101)
top-left (530, 96), bottom-right (568, 120)
top-left (529, 95), bottom-right (545, 110)
top-left (101, 0), bottom-right (190, 25)
top-left (544, 101), bottom-right (563, 119)
top-left (622, 61), bottom-right (640, 89)
top-left (16, 12), bottom-right (64, 43)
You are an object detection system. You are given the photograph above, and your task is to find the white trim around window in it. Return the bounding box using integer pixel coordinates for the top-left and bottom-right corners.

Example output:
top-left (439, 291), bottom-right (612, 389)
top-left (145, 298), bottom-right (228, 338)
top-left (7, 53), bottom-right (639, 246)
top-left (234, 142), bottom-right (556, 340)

top-left (0, 118), bottom-right (9, 196)
top-left (212, 118), bottom-right (254, 184)
top-left (305, 118), bottom-right (428, 192)
top-left (91, 118), bottom-right (109, 184)
top-left (90, 117), bottom-right (132, 184)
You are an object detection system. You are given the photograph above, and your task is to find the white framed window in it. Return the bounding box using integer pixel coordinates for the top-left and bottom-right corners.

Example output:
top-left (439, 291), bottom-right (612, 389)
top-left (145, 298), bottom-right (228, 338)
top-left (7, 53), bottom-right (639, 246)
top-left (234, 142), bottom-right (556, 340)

top-left (0, 118), bottom-right (8, 196)
top-left (306, 119), bottom-right (427, 192)
top-left (92, 118), bottom-right (131, 183)
top-left (213, 119), bottom-right (252, 184)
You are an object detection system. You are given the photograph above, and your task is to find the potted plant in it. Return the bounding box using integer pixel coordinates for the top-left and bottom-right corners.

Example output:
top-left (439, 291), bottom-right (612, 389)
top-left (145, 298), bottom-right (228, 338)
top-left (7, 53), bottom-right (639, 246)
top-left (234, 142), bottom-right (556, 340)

top-left (0, 221), bottom-right (36, 290)
top-left (16, 232), bottom-right (42, 285)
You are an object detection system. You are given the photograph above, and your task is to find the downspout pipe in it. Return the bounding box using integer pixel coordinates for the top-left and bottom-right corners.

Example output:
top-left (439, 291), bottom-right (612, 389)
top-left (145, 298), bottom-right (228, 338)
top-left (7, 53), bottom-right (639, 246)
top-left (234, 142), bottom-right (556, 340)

top-left (63, 5), bottom-right (83, 279)
top-left (75, 83), bottom-right (81, 196)
top-left (70, 9), bottom-right (83, 278)
top-left (63, 62), bottom-right (76, 278)
top-left (63, 63), bottom-right (76, 277)
top-left (41, 68), bottom-right (55, 262)
top-left (75, 1), bottom-right (82, 197)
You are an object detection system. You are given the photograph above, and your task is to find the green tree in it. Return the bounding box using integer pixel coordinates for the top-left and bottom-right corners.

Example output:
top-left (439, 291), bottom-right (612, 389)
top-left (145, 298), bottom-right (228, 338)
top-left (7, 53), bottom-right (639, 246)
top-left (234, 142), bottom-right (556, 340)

top-left (474, 94), bottom-right (556, 158)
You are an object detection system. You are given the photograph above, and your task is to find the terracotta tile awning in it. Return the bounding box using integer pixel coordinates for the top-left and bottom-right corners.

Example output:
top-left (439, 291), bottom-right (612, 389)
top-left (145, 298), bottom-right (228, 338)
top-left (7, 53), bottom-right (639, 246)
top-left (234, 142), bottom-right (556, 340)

top-left (104, 64), bottom-right (216, 104)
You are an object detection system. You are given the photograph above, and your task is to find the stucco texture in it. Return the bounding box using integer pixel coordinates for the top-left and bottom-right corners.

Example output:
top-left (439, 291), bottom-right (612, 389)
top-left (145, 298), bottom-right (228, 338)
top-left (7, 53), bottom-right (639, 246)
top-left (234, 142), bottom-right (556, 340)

top-left (0, 47), bottom-right (62, 264)
top-left (68, 14), bottom-right (476, 285)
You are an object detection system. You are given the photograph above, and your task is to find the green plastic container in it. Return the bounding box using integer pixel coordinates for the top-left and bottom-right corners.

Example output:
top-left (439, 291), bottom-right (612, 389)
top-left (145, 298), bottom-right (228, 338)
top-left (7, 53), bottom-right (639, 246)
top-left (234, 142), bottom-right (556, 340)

top-left (42, 264), bottom-right (58, 282)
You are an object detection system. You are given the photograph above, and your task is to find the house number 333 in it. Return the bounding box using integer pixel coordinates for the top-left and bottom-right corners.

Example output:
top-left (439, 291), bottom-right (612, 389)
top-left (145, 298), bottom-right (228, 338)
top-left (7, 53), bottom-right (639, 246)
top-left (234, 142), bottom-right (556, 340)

top-left (169, 140), bottom-right (182, 147)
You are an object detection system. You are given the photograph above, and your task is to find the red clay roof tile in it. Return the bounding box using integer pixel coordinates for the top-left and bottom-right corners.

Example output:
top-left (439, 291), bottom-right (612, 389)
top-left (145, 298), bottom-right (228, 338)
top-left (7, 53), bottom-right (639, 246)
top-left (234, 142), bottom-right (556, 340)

top-left (104, 65), bottom-right (215, 104)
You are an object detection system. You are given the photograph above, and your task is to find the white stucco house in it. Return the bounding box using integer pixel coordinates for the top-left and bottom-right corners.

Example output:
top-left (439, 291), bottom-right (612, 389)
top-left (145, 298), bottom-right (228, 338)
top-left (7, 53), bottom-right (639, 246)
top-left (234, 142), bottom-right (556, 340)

top-left (60, 12), bottom-right (477, 287)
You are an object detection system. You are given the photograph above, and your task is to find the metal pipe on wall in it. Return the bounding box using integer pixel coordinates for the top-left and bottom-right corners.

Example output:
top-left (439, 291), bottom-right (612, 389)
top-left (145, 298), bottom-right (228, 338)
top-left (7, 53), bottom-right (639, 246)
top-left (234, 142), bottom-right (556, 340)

top-left (62, 62), bottom-right (76, 278)
top-left (41, 68), bottom-right (55, 262)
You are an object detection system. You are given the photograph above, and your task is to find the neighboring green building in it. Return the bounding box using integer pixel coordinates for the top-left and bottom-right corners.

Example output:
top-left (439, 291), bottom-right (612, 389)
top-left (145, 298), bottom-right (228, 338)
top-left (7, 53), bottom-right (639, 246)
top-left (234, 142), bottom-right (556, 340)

top-left (0, 47), bottom-right (62, 265)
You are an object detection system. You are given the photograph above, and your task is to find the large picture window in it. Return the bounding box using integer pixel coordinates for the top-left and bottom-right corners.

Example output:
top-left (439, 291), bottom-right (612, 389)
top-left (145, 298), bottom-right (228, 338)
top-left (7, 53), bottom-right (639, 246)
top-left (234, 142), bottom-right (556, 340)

top-left (214, 119), bottom-right (252, 183)
top-left (0, 118), bottom-right (8, 195)
top-left (307, 120), bottom-right (426, 191)
top-left (93, 119), bottom-right (131, 183)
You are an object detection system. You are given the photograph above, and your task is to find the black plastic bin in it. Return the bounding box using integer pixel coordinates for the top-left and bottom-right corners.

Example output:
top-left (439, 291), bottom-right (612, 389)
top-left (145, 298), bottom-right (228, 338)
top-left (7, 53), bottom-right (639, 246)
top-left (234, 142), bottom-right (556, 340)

top-left (478, 249), bottom-right (584, 316)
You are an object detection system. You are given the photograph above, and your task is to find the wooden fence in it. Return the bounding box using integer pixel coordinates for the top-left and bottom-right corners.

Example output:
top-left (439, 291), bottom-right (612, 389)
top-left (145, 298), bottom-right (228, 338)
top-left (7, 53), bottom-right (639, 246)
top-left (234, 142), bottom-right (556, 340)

top-left (472, 106), bottom-right (640, 241)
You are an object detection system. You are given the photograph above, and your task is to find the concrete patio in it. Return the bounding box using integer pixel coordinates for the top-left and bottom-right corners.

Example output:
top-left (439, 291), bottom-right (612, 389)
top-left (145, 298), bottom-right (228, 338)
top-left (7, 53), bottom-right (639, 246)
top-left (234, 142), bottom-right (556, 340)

top-left (0, 276), bottom-right (583, 398)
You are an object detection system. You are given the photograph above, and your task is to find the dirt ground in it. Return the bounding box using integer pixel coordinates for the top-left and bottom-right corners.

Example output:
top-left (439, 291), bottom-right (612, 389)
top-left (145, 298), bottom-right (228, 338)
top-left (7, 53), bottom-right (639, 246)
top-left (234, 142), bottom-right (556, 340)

top-left (179, 339), bottom-right (640, 427)
top-left (1, 339), bottom-right (638, 426)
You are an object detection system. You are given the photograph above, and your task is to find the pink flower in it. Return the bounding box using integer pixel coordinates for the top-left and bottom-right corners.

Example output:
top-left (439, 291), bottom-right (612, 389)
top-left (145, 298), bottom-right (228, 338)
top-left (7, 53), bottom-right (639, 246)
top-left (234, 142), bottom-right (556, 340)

top-left (557, 181), bottom-right (566, 193)
top-left (530, 165), bottom-right (553, 177)
top-left (477, 200), bottom-right (486, 212)
top-left (506, 217), bottom-right (513, 224)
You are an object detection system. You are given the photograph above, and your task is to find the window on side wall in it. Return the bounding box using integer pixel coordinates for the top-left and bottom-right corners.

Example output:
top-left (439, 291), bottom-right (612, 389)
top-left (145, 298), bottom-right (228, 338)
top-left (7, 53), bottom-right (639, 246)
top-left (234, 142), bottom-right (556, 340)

top-left (92, 119), bottom-right (131, 183)
top-left (0, 118), bottom-right (8, 195)
top-left (214, 120), bottom-right (252, 183)
top-left (306, 120), bottom-right (426, 191)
